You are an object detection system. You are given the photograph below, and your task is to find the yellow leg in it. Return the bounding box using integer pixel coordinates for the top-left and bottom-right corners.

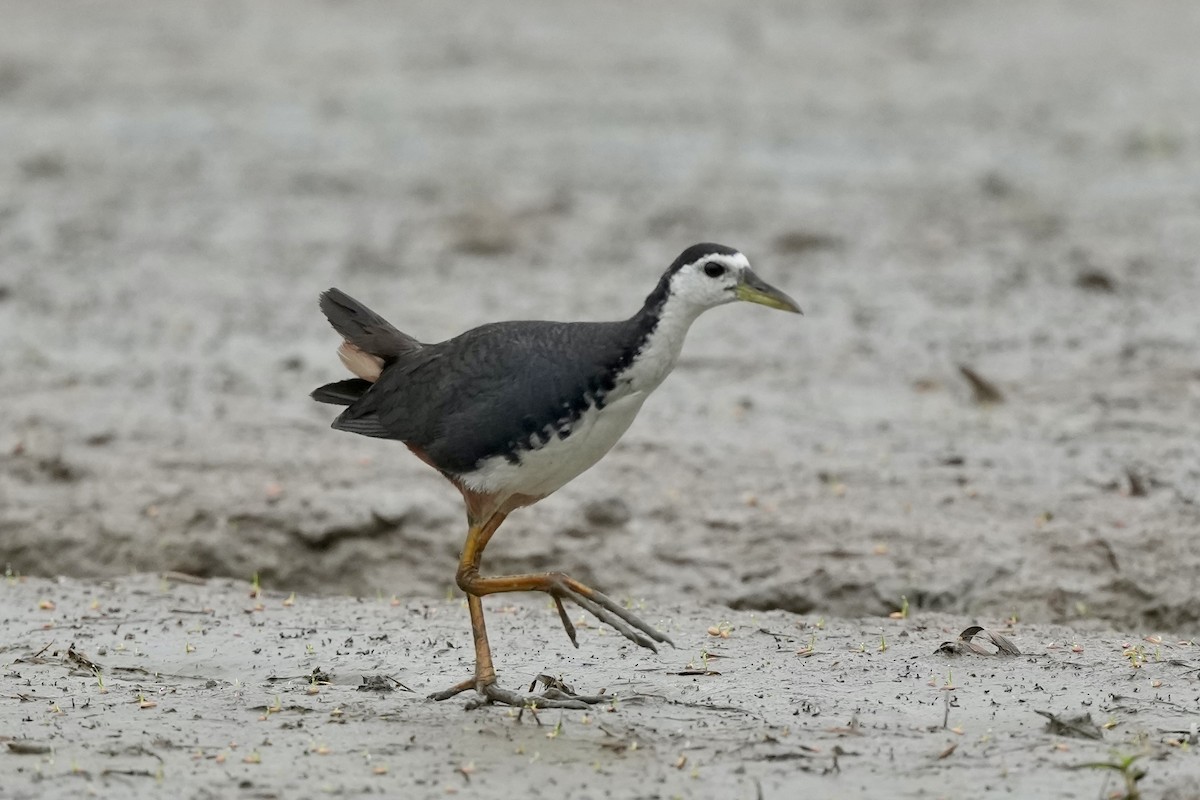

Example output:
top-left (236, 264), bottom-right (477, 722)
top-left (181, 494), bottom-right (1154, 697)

top-left (428, 513), bottom-right (506, 700)
top-left (428, 510), bottom-right (671, 706)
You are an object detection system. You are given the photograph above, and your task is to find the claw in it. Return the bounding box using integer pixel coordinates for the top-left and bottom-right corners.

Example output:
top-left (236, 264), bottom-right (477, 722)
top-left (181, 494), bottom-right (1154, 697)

top-left (552, 595), bottom-right (579, 648)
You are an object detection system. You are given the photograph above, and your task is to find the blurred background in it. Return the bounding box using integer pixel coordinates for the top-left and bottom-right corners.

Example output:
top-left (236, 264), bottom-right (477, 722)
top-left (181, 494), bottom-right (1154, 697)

top-left (2, 1), bottom-right (1198, 633)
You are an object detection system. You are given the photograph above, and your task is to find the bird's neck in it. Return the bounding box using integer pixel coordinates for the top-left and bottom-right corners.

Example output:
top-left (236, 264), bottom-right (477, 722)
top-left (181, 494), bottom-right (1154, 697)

top-left (622, 286), bottom-right (705, 393)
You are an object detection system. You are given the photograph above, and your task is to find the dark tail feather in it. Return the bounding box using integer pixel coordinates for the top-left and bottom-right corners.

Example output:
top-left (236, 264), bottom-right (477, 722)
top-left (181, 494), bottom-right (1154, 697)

top-left (311, 378), bottom-right (373, 406)
top-left (320, 288), bottom-right (423, 359)
top-left (331, 411), bottom-right (391, 438)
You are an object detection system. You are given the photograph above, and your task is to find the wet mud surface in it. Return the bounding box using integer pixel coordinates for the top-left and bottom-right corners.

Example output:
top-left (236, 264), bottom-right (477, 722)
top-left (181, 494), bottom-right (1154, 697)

top-left (3, 575), bottom-right (1199, 799)
top-left (2, 1), bottom-right (1200, 796)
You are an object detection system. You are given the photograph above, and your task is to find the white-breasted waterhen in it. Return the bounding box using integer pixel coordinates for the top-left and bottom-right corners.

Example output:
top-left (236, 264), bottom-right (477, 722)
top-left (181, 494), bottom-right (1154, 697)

top-left (312, 243), bottom-right (800, 708)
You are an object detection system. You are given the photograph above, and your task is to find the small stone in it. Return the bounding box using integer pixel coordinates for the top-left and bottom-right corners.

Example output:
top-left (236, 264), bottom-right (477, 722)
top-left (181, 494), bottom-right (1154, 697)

top-left (582, 497), bottom-right (632, 527)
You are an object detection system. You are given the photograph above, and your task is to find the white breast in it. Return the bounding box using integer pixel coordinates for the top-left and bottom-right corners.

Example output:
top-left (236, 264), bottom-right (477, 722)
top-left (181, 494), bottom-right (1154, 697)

top-left (465, 390), bottom-right (648, 498)
top-left (462, 289), bottom-right (704, 502)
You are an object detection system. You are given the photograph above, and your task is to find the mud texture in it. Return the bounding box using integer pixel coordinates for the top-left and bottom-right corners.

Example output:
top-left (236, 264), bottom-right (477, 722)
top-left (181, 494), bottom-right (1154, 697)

top-left (2, 1), bottom-right (1200, 796)
top-left (3, 575), bottom-right (1200, 799)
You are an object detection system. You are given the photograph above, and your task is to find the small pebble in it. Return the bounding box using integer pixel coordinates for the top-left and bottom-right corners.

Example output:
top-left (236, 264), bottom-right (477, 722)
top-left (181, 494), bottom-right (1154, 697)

top-left (583, 497), bottom-right (632, 527)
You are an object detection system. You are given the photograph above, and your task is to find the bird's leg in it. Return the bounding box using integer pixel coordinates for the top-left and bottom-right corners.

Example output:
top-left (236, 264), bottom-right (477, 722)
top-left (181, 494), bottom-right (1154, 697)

top-left (427, 515), bottom-right (501, 702)
top-left (428, 513), bottom-right (602, 709)
top-left (425, 594), bottom-right (497, 700)
top-left (462, 511), bottom-right (672, 652)
top-left (458, 510), bottom-right (672, 652)
top-left (462, 571), bottom-right (673, 653)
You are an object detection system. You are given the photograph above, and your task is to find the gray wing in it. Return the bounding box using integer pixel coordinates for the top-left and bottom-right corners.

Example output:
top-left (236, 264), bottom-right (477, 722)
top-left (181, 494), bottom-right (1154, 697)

top-left (334, 320), bottom-right (637, 474)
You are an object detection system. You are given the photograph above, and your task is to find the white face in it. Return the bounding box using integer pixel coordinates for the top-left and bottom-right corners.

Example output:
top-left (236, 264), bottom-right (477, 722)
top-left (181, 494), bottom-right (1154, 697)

top-left (668, 250), bottom-right (751, 310)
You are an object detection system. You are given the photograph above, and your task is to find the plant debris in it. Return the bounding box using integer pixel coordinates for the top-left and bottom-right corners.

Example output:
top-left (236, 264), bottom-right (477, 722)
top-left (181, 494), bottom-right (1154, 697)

top-left (935, 626), bottom-right (1021, 656)
top-left (357, 675), bottom-right (395, 693)
top-left (1036, 710), bottom-right (1104, 740)
top-left (958, 365), bottom-right (1005, 404)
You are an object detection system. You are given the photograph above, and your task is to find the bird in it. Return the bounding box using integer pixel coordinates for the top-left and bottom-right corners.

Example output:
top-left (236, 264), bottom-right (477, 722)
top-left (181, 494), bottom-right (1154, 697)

top-left (312, 243), bottom-right (800, 708)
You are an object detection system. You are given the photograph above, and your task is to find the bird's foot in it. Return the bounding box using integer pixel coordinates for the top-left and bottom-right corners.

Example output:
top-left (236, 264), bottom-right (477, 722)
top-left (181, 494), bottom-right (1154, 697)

top-left (428, 674), bottom-right (606, 711)
top-left (546, 575), bottom-right (674, 653)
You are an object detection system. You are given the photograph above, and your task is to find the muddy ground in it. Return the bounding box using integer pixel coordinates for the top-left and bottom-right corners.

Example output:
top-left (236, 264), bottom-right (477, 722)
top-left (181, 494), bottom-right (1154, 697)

top-left (2, 0), bottom-right (1200, 796)
top-left (3, 575), bottom-right (1200, 799)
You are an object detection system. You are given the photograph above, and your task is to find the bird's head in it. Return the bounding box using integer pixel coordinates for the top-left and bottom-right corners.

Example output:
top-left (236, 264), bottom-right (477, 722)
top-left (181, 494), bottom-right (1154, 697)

top-left (660, 243), bottom-right (802, 315)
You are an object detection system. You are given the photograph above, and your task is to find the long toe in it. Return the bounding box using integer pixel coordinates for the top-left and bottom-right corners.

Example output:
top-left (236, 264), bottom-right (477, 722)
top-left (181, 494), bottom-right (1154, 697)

top-left (478, 683), bottom-right (603, 710)
top-left (428, 677), bottom-right (476, 701)
top-left (562, 589), bottom-right (660, 651)
top-left (555, 579), bottom-right (673, 651)
top-left (431, 676), bottom-right (607, 710)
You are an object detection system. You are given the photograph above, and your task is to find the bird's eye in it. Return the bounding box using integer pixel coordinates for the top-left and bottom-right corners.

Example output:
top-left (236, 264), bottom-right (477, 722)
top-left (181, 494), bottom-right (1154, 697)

top-left (703, 262), bottom-right (726, 278)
